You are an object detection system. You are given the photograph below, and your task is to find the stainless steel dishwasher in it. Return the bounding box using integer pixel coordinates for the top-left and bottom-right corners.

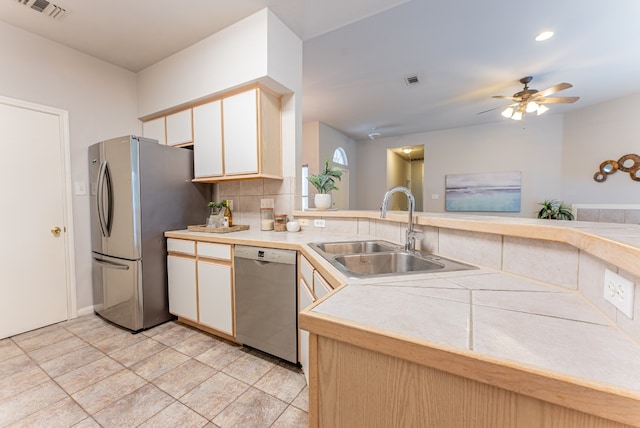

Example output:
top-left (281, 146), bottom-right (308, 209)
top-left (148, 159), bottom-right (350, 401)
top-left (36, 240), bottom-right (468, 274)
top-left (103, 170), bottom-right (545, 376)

top-left (234, 245), bottom-right (298, 363)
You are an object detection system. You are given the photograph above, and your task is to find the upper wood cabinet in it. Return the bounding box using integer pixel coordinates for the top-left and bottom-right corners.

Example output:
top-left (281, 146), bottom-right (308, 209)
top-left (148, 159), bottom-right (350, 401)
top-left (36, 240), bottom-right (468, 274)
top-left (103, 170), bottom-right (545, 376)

top-left (165, 109), bottom-right (193, 146)
top-left (194, 86), bottom-right (282, 182)
top-left (142, 117), bottom-right (166, 145)
top-left (193, 100), bottom-right (223, 177)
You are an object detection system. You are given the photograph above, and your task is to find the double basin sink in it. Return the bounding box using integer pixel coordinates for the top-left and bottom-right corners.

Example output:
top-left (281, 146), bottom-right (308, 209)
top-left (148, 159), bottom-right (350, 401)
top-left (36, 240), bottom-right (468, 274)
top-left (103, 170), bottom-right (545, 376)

top-left (309, 240), bottom-right (477, 278)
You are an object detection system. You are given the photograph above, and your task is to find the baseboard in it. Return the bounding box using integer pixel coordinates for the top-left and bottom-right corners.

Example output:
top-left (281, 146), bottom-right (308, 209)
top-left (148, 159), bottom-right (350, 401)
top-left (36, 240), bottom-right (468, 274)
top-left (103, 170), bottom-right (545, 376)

top-left (76, 305), bottom-right (95, 317)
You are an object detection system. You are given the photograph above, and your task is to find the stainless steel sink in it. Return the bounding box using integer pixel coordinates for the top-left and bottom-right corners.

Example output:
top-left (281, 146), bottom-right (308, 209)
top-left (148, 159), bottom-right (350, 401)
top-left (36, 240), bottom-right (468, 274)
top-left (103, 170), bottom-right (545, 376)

top-left (309, 240), bottom-right (399, 255)
top-left (309, 239), bottom-right (477, 278)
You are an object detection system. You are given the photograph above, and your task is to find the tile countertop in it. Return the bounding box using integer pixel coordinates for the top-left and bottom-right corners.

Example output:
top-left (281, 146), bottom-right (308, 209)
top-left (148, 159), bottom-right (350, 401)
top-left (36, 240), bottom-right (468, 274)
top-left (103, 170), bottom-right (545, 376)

top-left (166, 218), bottom-right (640, 426)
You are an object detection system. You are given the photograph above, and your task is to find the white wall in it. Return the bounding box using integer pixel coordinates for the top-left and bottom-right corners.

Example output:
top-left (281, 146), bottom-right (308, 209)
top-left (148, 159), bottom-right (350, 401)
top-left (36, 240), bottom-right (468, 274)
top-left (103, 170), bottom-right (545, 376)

top-left (0, 22), bottom-right (140, 310)
top-left (357, 115), bottom-right (564, 217)
top-left (563, 93), bottom-right (640, 204)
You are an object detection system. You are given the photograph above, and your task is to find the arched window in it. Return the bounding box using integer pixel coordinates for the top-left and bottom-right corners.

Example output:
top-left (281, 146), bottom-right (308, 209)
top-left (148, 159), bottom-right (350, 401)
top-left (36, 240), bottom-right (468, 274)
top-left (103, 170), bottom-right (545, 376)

top-left (333, 147), bottom-right (348, 166)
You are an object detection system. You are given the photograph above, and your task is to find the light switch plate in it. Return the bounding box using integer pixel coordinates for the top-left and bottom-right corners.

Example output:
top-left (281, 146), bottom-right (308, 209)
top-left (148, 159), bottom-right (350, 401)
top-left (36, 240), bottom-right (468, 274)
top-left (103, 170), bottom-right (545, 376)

top-left (260, 198), bottom-right (274, 209)
top-left (604, 269), bottom-right (635, 319)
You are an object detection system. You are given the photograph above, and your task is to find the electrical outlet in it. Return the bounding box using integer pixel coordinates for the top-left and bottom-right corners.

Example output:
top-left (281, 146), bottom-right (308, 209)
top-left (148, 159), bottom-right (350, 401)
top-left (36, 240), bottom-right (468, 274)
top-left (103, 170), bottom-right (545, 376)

top-left (314, 219), bottom-right (325, 228)
top-left (604, 269), bottom-right (635, 319)
top-left (299, 219), bottom-right (309, 226)
top-left (260, 198), bottom-right (274, 209)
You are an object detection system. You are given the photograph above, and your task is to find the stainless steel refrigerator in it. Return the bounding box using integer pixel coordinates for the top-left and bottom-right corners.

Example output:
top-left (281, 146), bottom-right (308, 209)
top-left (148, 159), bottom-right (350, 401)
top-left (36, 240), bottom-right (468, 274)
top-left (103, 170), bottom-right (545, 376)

top-left (89, 135), bottom-right (209, 332)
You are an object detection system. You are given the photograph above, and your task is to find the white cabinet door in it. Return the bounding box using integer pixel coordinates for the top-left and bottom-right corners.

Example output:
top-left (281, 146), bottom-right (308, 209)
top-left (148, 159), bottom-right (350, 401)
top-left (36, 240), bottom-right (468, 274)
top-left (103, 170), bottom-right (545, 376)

top-left (299, 277), bottom-right (315, 384)
top-left (166, 109), bottom-right (193, 146)
top-left (223, 89), bottom-right (258, 175)
top-left (167, 255), bottom-right (197, 321)
top-left (142, 117), bottom-right (166, 145)
top-left (198, 260), bottom-right (233, 335)
top-left (193, 100), bottom-right (223, 177)
top-left (313, 271), bottom-right (332, 299)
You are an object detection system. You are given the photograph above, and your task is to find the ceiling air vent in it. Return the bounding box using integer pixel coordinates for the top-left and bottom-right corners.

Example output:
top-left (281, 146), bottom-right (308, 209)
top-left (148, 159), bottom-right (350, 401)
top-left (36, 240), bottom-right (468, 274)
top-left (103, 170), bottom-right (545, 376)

top-left (16, 0), bottom-right (67, 20)
top-left (404, 75), bottom-right (420, 86)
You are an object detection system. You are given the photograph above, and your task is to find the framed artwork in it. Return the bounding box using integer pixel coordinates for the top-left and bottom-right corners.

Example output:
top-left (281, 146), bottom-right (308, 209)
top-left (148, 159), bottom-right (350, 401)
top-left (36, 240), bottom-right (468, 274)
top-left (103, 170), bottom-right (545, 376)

top-left (445, 171), bottom-right (521, 212)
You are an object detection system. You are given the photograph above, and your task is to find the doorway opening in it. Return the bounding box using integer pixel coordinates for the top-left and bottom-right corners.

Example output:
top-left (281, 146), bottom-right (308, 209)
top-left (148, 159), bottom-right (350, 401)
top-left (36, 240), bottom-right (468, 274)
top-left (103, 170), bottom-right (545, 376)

top-left (386, 145), bottom-right (424, 211)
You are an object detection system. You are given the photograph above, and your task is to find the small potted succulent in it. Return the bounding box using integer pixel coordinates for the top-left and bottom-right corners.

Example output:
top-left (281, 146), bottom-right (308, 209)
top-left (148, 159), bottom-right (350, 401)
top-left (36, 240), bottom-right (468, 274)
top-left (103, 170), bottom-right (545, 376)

top-left (207, 200), bottom-right (228, 227)
top-left (537, 199), bottom-right (574, 220)
top-left (308, 159), bottom-right (343, 209)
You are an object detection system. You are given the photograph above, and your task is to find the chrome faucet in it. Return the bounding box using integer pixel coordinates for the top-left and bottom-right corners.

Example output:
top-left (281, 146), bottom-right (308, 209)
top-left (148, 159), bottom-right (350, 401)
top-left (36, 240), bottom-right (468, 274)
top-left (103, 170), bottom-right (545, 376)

top-left (380, 186), bottom-right (421, 251)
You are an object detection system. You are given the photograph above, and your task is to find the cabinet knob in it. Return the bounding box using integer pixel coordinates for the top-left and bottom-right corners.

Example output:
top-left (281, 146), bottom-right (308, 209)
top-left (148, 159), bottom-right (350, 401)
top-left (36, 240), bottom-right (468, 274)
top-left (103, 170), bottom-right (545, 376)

top-left (51, 226), bottom-right (62, 237)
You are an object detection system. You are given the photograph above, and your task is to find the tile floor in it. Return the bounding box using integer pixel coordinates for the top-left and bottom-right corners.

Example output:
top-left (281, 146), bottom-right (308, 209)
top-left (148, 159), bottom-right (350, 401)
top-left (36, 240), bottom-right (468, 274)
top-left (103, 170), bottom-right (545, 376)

top-left (0, 314), bottom-right (309, 427)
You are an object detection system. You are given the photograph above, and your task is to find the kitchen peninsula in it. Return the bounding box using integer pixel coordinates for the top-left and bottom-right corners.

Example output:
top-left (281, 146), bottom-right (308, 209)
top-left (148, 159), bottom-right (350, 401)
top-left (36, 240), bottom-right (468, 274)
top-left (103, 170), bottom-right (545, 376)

top-left (167, 211), bottom-right (640, 427)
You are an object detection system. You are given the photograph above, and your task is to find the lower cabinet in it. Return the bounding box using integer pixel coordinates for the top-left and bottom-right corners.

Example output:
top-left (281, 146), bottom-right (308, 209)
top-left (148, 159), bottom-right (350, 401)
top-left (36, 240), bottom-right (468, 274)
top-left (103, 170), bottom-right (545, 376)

top-left (198, 259), bottom-right (233, 335)
top-left (299, 277), bottom-right (316, 384)
top-left (167, 238), bottom-right (234, 338)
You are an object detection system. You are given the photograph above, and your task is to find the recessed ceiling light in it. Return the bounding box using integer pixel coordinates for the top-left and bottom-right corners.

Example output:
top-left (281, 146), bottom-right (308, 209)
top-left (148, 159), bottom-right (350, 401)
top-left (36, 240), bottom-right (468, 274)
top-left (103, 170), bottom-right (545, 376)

top-left (535, 31), bottom-right (554, 42)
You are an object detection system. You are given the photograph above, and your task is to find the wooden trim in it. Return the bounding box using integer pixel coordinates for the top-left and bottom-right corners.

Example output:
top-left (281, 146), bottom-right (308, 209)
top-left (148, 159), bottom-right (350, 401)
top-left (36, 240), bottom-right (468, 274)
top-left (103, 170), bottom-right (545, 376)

top-left (308, 332), bottom-right (320, 428)
top-left (300, 311), bottom-right (640, 427)
top-left (177, 317), bottom-right (239, 344)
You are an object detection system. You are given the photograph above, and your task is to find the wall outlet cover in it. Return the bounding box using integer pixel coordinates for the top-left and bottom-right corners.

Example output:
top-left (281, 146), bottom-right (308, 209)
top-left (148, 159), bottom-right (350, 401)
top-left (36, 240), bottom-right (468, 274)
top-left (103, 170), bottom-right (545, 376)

top-left (314, 219), bottom-right (325, 228)
top-left (604, 269), bottom-right (635, 319)
top-left (260, 198), bottom-right (274, 209)
top-left (299, 219), bottom-right (309, 226)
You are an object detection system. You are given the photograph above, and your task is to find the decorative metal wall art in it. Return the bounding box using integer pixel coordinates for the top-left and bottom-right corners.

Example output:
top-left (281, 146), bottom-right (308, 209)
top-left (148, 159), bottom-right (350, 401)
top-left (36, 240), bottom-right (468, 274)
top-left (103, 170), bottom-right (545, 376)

top-left (593, 154), bottom-right (640, 182)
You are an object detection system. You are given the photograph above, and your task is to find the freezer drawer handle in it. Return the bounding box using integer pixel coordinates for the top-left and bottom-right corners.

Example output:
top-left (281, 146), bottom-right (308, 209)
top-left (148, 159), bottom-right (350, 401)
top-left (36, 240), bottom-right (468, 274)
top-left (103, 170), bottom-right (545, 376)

top-left (92, 257), bottom-right (130, 270)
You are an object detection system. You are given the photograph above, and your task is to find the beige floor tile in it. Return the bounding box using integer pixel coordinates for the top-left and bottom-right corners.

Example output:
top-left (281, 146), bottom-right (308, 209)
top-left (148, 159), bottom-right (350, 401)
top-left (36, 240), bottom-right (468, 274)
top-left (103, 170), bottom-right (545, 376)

top-left (142, 320), bottom-right (178, 337)
top-left (195, 341), bottom-right (247, 370)
top-left (71, 369), bottom-right (147, 414)
top-left (138, 401), bottom-right (209, 428)
top-left (151, 323), bottom-right (199, 347)
top-left (171, 331), bottom-right (220, 357)
top-left (180, 372), bottom-right (249, 420)
top-left (0, 362), bottom-right (49, 402)
top-left (221, 351), bottom-right (275, 384)
top-left (39, 345), bottom-right (104, 378)
top-left (153, 359), bottom-right (216, 398)
top-left (0, 380), bottom-right (67, 426)
top-left (0, 339), bottom-right (24, 362)
top-left (109, 337), bottom-right (167, 367)
top-left (212, 387), bottom-right (287, 428)
top-left (62, 314), bottom-right (107, 335)
top-left (91, 329), bottom-right (146, 355)
top-left (291, 386), bottom-right (309, 412)
top-left (131, 347), bottom-right (191, 381)
top-left (28, 336), bottom-right (89, 364)
top-left (71, 417), bottom-right (101, 427)
top-left (8, 396), bottom-right (88, 428)
top-left (55, 356), bottom-right (123, 395)
top-left (254, 364), bottom-right (306, 403)
top-left (271, 405), bottom-right (309, 428)
top-left (92, 383), bottom-right (174, 428)
top-left (12, 325), bottom-right (74, 353)
top-left (0, 353), bottom-right (37, 379)
top-left (72, 323), bottom-right (123, 345)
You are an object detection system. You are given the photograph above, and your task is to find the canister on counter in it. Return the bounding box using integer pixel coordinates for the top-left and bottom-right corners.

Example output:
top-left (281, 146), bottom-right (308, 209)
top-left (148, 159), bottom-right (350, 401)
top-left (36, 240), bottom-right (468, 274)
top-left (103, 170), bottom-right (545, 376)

top-left (274, 214), bottom-right (288, 231)
top-left (260, 208), bottom-right (274, 231)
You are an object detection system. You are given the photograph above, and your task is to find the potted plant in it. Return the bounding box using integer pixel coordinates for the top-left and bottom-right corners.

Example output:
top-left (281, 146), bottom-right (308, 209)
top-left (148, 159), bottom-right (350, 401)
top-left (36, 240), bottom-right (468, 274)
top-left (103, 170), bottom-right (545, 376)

top-left (537, 199), bottom-right (574, 220)
top-left (207, 200), bottom-right (227, 227)
top-left (308, 159), bottom-right (343, 209)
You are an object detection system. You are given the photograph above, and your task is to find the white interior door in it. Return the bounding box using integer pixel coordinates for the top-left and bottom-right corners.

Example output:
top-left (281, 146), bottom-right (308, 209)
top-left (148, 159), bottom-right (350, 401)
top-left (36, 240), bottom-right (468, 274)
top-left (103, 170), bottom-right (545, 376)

top-left (0, 97), bottom-right (73, 339)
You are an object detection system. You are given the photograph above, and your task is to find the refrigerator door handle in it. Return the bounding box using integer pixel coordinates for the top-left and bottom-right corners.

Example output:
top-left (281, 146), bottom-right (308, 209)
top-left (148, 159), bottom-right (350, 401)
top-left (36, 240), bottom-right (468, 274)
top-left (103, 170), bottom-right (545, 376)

top-left (92, 256), bottom-right (130, 270)
top-left (96, 161), bottom-right (113, 237)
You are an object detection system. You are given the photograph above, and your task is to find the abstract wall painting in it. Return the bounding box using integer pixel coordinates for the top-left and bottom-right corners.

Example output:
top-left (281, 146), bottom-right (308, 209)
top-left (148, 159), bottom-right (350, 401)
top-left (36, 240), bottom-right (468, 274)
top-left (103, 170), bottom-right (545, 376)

top-left (445, 171), bottom-right (521, 212)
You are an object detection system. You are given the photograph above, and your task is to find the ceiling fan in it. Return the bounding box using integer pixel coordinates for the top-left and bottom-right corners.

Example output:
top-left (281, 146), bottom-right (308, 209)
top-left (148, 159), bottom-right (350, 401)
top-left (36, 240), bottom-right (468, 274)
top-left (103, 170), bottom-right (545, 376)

top-left (481, 76), bottom-right (580, 120)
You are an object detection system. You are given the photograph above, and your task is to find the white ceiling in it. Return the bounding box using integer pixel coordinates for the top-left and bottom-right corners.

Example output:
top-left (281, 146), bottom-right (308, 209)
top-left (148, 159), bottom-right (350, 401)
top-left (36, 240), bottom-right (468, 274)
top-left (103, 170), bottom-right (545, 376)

top-left (2, 0), bottom-right (640, 141)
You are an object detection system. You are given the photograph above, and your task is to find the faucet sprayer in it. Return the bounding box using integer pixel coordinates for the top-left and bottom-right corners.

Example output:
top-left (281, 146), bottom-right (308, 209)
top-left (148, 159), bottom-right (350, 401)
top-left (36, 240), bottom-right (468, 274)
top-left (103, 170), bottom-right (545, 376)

top-left (380, 186), bottom-right (421, 251)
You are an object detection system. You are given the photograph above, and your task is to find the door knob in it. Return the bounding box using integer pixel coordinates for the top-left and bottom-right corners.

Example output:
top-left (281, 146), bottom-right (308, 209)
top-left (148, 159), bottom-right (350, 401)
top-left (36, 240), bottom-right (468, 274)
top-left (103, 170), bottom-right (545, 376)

top-left (51, 226), bottom-right (62, 236)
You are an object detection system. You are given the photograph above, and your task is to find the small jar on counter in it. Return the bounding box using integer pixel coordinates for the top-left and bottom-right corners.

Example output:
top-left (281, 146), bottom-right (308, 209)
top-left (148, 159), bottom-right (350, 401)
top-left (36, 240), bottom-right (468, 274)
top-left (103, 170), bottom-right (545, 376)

top-left (260, 208), bottom-right (274, 231)
top-left (274, 214), bottom-right (288, 232)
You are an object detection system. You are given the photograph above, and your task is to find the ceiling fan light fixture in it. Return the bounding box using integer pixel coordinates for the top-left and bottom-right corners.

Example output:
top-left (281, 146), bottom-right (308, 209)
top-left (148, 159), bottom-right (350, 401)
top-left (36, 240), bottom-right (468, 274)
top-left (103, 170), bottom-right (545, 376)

top-left (535, 31), bottom-right (554, 41)
top-left (526, 101), bottom-right (538, 113)
top-left (536, 104), bottom-right (550, 115)
top-left (501, 107), bottom-right (514, 118)
top-left (511, 111), bottom-right (523, 121)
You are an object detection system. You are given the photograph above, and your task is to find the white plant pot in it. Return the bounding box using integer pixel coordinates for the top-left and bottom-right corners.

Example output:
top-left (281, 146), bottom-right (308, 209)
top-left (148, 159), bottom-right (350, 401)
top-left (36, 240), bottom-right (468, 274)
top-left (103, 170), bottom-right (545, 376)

top-left (314, 193), bottom-right (332, 210)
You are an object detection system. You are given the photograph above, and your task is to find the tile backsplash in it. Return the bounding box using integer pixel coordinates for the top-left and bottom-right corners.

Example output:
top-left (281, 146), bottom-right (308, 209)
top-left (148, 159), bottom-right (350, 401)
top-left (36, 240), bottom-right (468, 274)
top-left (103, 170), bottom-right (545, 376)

top-left (218, 177), bottom-right (296, 231)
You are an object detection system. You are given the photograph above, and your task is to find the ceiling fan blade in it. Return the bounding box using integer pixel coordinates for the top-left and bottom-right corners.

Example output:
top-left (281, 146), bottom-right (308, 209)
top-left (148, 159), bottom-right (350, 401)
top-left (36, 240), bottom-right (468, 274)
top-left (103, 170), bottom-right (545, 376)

top-left (531, 82), bottom-right (573, 99)
top-left (492, 95), bottom-right (519, 101)
top-left (536, 96), bottom-right (580, 104)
